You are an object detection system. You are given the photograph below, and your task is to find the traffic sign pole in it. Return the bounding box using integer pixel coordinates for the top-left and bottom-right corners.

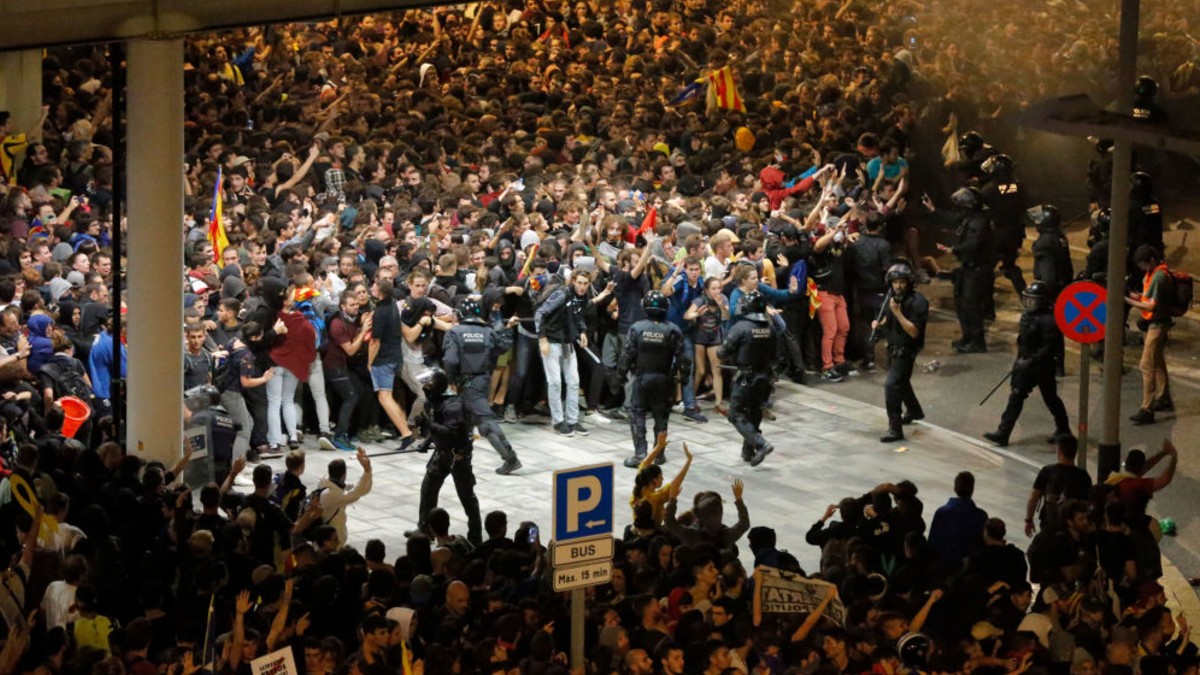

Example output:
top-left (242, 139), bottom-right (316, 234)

top-left (571, 588), bottom-right (584, 671)
top-left (1078, 346), bottom-right (1090, 470)
top-left (1055, 281), bottom-right (1106, 470)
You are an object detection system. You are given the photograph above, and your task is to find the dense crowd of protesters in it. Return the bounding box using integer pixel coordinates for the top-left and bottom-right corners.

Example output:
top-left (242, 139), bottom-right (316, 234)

top-left (0, 0), bottom-right (1197, 673)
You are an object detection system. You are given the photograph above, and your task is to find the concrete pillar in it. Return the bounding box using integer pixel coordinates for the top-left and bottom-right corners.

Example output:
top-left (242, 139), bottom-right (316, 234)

top-left (126, 38), bottom-right (184, 465)
top-left (0, 49), bottom-right (44, 171)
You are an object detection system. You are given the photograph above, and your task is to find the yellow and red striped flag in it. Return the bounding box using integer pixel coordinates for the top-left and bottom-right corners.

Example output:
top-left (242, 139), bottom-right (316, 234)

top-left (706, 66), bottom-right (746, 113)
top-left (208, 167), bottom-right (231, 266)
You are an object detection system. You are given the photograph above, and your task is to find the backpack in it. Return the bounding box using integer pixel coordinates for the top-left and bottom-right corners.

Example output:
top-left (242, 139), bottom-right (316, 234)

top-left (1163, 269), bottom-right (1194, 317)
top-left (42, 358), bottom-right (93, 402)
top-left (298, 487), bottom-right (337, 538)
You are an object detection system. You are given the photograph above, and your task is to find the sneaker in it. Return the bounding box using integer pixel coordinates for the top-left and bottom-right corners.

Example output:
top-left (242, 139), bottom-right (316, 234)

top-left (395, 435), bottom-right (419, 453)
top-left (495, 458), bottom-right (522, 475)
top-left (332, 433), bottom-right (356, 452)
top-left (554, 422), bottom-right (575, 437)
top-left (585, 409), bottom-right (611, 424)
top-left (749, 443), bottom-right (774, 467)
top-left (1129, 409), bottom-right (1156, 425)
top-left (504, 405), bottom-right (518, 424)
top-left (861, 361), bottom-right (876, 372)
top-left (603, 407), bottom-right (628, 421)
top-left (571, 422), bottom-right (590, 436)
top-left (532, 402), bottom-right (551, 417)
top-left (260, 446), bottom-right (285, 459)
top-left (318, 433), bottom-right (336, 451)
top-left (822, 369), bottom-right (845, 383)
top-left (356, 426), bottom-right (380, 443)
top-left (836, 363), bottom-right (858, 376)
top-left (671, 402), bottom-right (686, 414)
top-left (286, 439), bottom-right (301, 450)
top-left (682, 408), bottom-right (708, 423)
top-left (376, 426), bottom-right (397, 440)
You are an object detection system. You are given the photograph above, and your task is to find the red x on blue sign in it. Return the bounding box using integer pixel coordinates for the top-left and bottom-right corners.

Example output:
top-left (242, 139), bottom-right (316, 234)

top-left (1054, 281), bottom-right (1108, 344)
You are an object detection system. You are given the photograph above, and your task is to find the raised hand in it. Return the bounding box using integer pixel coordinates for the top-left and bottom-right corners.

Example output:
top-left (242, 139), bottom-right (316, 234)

top-left (732, 478), bottom-right (744, 502)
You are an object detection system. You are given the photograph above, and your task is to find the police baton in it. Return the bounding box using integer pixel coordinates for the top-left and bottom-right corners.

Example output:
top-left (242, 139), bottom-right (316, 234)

top-left (978, 370), bottom-right (1012, 406)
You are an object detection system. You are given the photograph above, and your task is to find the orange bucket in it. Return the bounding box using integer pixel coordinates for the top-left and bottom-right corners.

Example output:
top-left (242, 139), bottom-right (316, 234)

top-left (59, 396), bottom-right (91, 438)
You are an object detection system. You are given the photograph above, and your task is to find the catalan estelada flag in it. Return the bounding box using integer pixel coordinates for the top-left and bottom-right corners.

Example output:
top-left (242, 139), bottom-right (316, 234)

top-left (706, 66), bottom-right (746, 113)
top-left (668, 79), bottom-right (705, 107)
top-left (208, 167), bottom-right (230, 266)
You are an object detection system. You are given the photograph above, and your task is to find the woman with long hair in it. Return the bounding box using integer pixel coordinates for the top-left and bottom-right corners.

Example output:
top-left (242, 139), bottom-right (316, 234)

top-left (629, 434), bottom-right (693, 528)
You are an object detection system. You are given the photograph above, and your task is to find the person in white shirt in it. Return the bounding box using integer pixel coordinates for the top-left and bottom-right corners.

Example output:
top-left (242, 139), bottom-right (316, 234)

top-left (42, 554), bottom-right (87, 629)
top-left (704, 228), bottom-right (740, 281)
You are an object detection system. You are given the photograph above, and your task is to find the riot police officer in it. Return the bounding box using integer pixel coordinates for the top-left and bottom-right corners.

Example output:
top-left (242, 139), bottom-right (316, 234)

top-left (1080, 208), bottom-right (1111, 283)
top-left (1132, 75), bottom-right (1167, 123)
top-left (982, 282), bottom-right (1072, 447)
top-left (620, 292), bottom-right (690, 468)
top-left (1128, 172), bottom-right (1163, 257)
top-left (412, 367), bottom-right (482, 545)
top-left (718, 291), bottom-right (780, 466)
top-left (443, 297), bottom-right (522, 475)
top-left (953, 131), bottom-right (996, 185)
top-left (980, 154), bottom-right (1027, 312)
top-left (188, 385), bottom-right (239, 484)
top-left (1030, 204), bottom-right (1074, 376)
top-left (927, 187), bottom-right (992, 353)
top-left (874, 263), bottom-right (928, 443)
top-left (1030, 205), bottom-right (1074, 296)
top-left (1086, 138), bottom-right (1114, 208)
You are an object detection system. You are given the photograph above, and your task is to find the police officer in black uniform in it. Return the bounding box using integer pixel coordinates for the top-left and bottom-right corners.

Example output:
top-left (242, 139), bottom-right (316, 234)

top-left (1081, 208), bottom-right (1111, 283)
top-left (188, 385), bottom-right (239, 484)
top-left (412, 367), bottom-right (482, 545)
top-left (874, 263), bottom-right (928, 443)
top-left (1086, 139), bottom-right (1114, 208)
top-left (927, 187), bottom-right (992, 353)
top-left (620, 291), bottom-right (689, 468)
top-left (1128, 172), bottom-right (1163, 259)
top-left (982, 282), bottom-right (1072, 447)
top-left (443, 297), bottom-right (522, 476)
top-left (718, 290), bottom-right (780, 466)
top-left (953, 131), bottom-right (996, 185)
top-left (980, 154), bottom-right (1027, 315)
top-left (1030, 204), bottom-right (1074, 375)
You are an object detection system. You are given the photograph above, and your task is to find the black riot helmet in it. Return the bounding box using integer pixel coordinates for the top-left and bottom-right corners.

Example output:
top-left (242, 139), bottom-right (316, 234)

top-left (898, 633), bottom-right (932, 669)
top-left (950, 187), bottom-right (983, 211)
top-left (1134, 75), bottom-right (1159, 101)
top-left (416, 367), bottom-right (450, 398)
top-left (1022, 280), bottom-right (1051, 311)
top-left (1027, 204), bottom-right (1061, 233)
top-left (981, 153), bottom-right (1013, 178)
top-left (958, 131), bottom-right (984, 156)
top-left (1130, 171), bottom-right (1153, 199)
top-left (198, 385), bottom-right (222, 408)
top-left (458, 296), bottom-right (486, 324)
top-left (885, 262), bottom-right (915, 296)
top-left (642, 290), bottom-right (668, 319)
top-left (741, 290), bottom-right (769, 322)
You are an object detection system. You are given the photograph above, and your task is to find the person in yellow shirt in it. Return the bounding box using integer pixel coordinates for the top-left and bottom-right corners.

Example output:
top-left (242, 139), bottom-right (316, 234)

top-left (629, 433), bottom-right (693, 527)
top-left (0, 106), bottom-right (49, 185)
top-left (72, 585), bottom-right (114, 655)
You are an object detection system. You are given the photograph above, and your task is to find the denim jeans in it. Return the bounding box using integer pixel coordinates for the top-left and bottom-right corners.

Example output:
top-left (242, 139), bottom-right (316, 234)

top-left (266, 365), bottom-right (300, 446)
top-left (541, 342), bottom-right (579, 426)
top-left (301, 358), bottom-right (332, 434)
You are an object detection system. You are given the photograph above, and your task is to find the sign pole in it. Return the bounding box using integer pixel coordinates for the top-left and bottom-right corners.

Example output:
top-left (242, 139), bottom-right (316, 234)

top-left (1078, 346), bottom-right (1090, 471)
top-left (571, 588), bottom-right (585, 670)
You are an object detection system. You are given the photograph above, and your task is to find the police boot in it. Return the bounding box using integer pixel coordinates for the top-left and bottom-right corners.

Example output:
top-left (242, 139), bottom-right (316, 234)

top-left (901, 407), bottom-right (925, 424)
top-left (1047, 428), bottom-right (1074, 444)
top-left (750, 442), bottom-right (775, 467)
top-left (741, 441), bottom-right (754, 463)
top-left (880, 418), bottom-right (904, 443)
top-left (495, 444), bottom-right (522, 475)
top-left (982, 424), bottom-right (1012, 447)
top-left (623, 450), bottom-right (647, 469)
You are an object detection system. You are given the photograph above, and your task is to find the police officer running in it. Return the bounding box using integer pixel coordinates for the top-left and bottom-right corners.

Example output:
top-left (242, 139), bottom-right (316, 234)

top-left (874, 263), bottom-right (929, 443)
top-left (982, 282), bottom-right (1072, 447)
top-left (620, 291), bottom-right (690, 468)
top-left (443, 297), bottom-right (522, 475)
top-left (718, 290), bottom-right (779, 466)
top-left (411, 367), bottom-right (482, 545)
top-left (927, 187), bottom-right (992, 353)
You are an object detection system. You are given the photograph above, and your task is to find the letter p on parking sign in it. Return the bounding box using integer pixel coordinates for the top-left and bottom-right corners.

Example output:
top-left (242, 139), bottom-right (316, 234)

top-left (553, 463), bottom-right (613, 543)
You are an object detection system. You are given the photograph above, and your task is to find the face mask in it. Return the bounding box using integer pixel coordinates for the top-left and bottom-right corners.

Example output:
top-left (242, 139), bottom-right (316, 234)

top-left (545, 261), bottom-right (561, 274)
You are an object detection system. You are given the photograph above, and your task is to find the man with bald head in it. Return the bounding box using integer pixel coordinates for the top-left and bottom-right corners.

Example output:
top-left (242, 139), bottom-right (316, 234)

top-left (625, 649), bottom-right (654, 675)
top-left (443, 580), bottom-right (470, 619)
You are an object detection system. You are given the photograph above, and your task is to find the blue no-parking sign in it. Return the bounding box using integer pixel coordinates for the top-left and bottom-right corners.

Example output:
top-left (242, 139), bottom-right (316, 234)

top-left (553, 463), bottom-right (614, 543)
top-left (1054, 281), bottom-right (1108, 344)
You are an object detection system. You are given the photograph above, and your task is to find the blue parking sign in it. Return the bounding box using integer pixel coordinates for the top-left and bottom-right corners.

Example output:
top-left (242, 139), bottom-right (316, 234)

top-left (553, 463), bottom-right (614, 543)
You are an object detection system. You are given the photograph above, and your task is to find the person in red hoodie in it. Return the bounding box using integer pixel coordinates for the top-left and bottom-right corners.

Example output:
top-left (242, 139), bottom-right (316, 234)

top-left (266, 285), bottom-right (318, 453)
top-left (758, 161), bottom-right (834, 211)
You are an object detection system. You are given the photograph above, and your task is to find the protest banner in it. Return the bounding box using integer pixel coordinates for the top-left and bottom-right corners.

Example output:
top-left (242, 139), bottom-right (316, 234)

top-left (250, 647), bottom-right (299, 675)
top-left (753, 565), bottom-right (845, 627)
